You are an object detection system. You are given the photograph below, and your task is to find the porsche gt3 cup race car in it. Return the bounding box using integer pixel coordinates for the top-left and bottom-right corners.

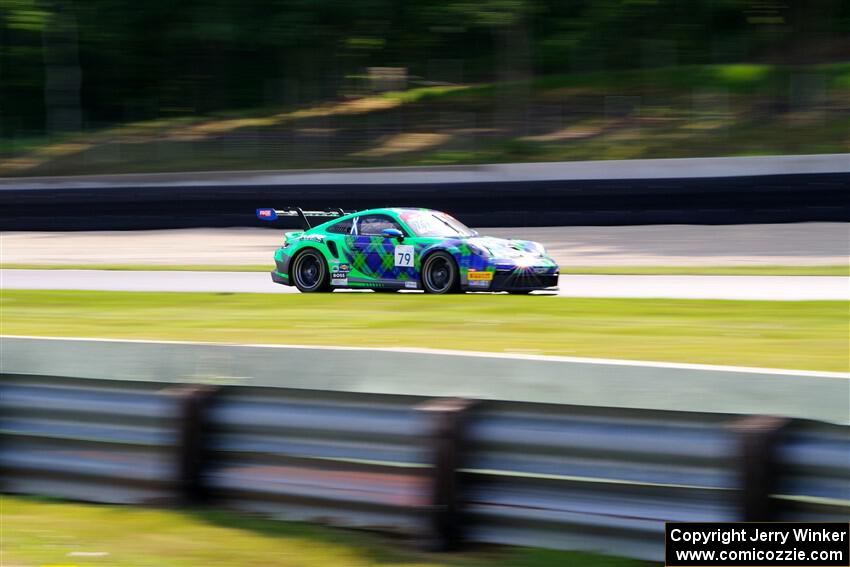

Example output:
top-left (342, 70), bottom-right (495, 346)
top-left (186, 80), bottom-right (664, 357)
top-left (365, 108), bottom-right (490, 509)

top-left (257, 206), bottom-right (560, 294)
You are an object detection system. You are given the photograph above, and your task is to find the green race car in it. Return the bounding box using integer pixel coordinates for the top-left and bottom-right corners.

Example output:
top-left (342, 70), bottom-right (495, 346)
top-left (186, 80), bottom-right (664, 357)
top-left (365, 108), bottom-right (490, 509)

top-left (257, 207), bottom-right (559, 294)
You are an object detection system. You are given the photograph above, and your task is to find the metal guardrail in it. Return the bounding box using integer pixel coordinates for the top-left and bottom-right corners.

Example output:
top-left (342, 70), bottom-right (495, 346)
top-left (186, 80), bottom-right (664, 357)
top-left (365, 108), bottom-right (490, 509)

top-left (0, 375), bottom-right (180, 504)
top-left (1, 154), bottom-right (848, 230)
top-left (206, 386), bottom-right (431, 533)
top-left (777, 420), bottom-right (850, 523)
top-left (2, 372), bottom-right (848, 560)
top-left (462, 402), bottom-right (739, 559)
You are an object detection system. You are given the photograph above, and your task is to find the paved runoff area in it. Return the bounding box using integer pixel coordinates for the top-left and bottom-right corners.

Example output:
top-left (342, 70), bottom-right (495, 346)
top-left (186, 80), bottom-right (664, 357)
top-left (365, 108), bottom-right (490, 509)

top-left (3, 222), bottom-right (847, 300)
top-left (2, 269), bottom-right (847, 300)
top-left (2, 222), bottom-right (848, 267)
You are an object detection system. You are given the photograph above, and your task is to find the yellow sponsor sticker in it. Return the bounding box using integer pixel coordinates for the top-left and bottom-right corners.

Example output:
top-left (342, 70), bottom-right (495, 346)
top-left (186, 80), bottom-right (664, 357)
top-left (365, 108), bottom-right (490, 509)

top-left (467, 270), bottom-right (493, 281)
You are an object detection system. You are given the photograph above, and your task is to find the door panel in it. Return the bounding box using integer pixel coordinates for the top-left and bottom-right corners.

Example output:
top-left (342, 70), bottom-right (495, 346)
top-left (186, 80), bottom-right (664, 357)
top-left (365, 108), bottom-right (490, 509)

top-left (343, 214), bottom-right (420, 286)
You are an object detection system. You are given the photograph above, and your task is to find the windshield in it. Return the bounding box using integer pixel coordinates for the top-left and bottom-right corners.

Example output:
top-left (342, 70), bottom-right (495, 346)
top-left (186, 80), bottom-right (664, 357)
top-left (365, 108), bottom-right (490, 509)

top-left (402, 211), bottom-right (477, 238)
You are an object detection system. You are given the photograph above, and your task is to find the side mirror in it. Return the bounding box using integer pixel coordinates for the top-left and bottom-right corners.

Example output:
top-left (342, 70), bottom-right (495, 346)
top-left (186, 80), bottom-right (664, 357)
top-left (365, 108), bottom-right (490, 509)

top-left (382, 228), bottom-right (404, 240)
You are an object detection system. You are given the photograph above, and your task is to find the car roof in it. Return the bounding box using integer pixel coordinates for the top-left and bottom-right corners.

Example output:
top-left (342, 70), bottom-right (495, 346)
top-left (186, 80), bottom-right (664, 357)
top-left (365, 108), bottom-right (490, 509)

top-left (307, 207), bottom-right (439, 232)
top-left (354, 207), bottom-right (435, 216)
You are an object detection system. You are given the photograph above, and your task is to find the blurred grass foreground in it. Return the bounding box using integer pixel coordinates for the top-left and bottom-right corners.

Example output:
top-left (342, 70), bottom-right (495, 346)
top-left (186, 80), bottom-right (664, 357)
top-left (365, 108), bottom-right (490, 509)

top-left (4, 496), bottom-right (650, 567)
top-left (2, 1), bottom-right (849, 176)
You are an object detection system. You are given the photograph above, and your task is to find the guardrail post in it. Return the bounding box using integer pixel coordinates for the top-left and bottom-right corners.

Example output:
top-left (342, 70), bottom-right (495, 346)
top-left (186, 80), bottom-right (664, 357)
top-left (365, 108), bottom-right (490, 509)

top-left (167, 384), bottom-right (220, 505)
top-left (417, 398), bottom-right (478, 551)
top-left (728, 415), bottom-right (791, 521)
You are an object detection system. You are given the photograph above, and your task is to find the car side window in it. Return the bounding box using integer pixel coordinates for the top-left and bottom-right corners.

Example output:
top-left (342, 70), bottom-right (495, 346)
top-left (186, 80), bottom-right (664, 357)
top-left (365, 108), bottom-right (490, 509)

top-left (326, 218), bottom-right (354, 234)
top-left (355, 214), bottom-right (405, 236)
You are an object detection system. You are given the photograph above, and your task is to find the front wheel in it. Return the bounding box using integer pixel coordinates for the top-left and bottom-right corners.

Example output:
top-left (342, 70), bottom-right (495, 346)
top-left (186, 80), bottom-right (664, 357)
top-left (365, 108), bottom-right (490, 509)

top-left (421, 252), bottom-right (459, 294)
top-left (291, 249), bottom-right (331, 293)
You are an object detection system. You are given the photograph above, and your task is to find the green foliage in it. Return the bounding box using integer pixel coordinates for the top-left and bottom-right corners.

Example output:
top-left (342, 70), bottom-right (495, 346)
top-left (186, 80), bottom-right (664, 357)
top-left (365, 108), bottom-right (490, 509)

top-left (3, 0), bottom-right (50, 32)
top-left (2, 60), bottom-right (847, 175)
top-left (2, 0), bottom-right (849, 137)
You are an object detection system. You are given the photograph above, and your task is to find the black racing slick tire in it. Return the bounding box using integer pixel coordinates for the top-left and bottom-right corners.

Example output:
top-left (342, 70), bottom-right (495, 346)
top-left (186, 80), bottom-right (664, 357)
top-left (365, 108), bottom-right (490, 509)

top-left (291, 249), bottom-right (331, 293)
top-left (422, 251), bottom-right (459, 294)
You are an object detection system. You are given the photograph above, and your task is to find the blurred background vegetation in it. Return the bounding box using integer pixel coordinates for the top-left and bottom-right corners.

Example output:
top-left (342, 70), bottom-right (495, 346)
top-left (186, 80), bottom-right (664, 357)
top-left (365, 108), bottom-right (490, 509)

top-left (1, 0), bottom-right (848, 175)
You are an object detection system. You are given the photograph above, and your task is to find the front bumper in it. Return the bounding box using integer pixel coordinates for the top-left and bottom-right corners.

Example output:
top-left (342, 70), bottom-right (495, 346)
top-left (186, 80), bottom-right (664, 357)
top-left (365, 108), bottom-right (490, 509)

top-left (489, 269), bottom-right (559, 291)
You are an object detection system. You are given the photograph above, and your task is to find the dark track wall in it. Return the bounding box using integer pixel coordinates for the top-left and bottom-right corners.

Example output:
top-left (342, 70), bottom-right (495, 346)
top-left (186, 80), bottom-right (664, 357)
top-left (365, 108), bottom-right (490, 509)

top-left (1, 172), bottom-right (848, 231)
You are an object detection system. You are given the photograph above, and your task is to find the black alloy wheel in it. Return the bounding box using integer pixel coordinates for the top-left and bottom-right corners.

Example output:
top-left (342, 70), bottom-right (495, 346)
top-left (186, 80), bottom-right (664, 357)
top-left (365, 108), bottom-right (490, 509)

top-left (422, 251), bottom-right (459, 294)
top-left (292, 249), bottom-right (330, 292)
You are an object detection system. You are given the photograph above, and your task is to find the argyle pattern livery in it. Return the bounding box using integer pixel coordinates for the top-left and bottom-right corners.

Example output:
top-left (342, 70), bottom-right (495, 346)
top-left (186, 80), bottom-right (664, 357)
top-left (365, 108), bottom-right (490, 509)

top-left (268, 207), bottom-right (559, 292)
top-left (343, 236), bottom-right (421, 281)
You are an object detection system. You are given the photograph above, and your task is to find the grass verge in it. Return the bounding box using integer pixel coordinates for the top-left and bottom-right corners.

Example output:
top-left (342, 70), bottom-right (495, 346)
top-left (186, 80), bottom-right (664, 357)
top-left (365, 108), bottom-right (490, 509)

top-left (2, 263), bottom-right (847, 276)
top-left (1, 290), bottom-right (846, 371)
top-left (3, 495), bottom-right (648, 567)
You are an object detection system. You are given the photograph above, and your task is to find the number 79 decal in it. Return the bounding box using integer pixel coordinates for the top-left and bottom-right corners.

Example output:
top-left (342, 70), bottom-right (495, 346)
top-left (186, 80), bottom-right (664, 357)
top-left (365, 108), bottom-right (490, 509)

top-left (394, 245), bottom-right (415, 267)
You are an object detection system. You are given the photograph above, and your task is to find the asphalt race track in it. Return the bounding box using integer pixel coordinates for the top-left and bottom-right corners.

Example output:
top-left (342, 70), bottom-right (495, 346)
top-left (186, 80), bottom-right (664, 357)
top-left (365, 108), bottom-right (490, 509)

top-left (2, 269), bottom-right (847, 300)
top-left (3, 223), bottom-right (848, 266)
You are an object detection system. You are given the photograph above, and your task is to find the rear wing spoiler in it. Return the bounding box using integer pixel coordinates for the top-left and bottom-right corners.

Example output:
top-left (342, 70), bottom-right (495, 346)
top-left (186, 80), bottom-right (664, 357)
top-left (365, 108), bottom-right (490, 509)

top-left (256, 207), bottom-right (348, 229)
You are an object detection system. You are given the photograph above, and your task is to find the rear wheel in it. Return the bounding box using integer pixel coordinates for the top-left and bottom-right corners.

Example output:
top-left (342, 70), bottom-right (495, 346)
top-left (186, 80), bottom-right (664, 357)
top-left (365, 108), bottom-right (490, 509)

top-left (292, 249), bottom-right (330, 293)
top-left (422, 252), bottom-right (459, 294)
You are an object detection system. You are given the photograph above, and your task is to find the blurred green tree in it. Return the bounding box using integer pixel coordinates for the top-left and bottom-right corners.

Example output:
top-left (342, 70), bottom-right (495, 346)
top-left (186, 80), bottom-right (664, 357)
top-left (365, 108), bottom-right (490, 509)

top-left (1, 0), bottom-right (847, 137)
